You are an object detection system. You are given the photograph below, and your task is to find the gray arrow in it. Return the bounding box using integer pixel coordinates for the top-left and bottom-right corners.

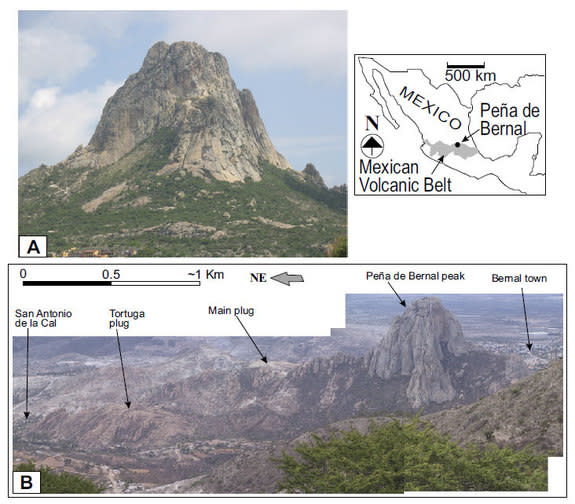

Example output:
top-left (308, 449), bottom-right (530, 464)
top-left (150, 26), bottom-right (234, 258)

top-left (271, 272), bottom-right (304, 286)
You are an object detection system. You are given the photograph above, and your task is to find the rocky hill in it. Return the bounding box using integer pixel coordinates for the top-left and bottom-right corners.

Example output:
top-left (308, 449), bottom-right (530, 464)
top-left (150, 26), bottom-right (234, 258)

top-left (19, 41), bottom-right (346, 257)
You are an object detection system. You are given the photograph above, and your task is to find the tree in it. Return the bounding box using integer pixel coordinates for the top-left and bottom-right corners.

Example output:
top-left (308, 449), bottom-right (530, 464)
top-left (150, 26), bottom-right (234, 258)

top-left (327, 233), bottom-right (347, 257)
top-left (275, 419), bottom-right (547, 493)
top-left (14, 463), bottom-right (104, 494)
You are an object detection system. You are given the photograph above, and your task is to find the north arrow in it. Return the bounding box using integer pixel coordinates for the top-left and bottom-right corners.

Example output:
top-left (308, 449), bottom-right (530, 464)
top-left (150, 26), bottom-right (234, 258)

top-left (235, 315), bottom-right (268, 363)
top-left (362, 135), bottom-right (383, 156)
top-left (462, 128), bottom-right (480, 143)
top-left (431, 155), bottom-right (445, 175)
top-left (24, 328), bottom-right (30, 419)
top-left (116, 329), bottom-right (132, 408)
top-left (521, 288), bottom-right (533, 351)
top-left (271, 272), bottom-right (304, 286)
top-left (388, 281), bottom-right (407, 308)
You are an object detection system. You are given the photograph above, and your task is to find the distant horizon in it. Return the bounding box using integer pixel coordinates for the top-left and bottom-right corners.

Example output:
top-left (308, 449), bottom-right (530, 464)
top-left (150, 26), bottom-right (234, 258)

top-left (346, 292), bottom-right (563, 363)
top-left (19, 11), bottom-right (347, 186)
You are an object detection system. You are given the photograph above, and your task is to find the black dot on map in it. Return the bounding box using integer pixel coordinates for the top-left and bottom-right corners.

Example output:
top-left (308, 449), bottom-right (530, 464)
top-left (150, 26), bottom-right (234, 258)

top-left (455, 142), bottom-right (461, 148)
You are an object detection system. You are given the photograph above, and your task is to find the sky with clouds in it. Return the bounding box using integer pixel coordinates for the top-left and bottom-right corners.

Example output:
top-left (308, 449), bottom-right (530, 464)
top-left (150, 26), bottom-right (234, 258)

top-left (18, 11), bottom-right (347, 185)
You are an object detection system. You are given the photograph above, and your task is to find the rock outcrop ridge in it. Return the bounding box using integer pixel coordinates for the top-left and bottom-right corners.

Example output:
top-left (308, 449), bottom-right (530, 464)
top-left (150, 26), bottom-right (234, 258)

top-left (302, 163), bottom-right (328, 189)
top-left (14, 298), bottom-right (531, 452)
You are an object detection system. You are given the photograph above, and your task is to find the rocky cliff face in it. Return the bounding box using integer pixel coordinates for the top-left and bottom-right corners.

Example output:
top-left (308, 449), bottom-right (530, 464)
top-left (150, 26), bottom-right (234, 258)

top-left (368, 297), bottom-right (527, 408)
top-left (65, 41), bottom-right (290, 182)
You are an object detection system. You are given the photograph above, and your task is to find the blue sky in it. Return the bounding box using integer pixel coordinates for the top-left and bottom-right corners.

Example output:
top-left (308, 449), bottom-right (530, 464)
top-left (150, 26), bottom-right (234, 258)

top-left (18, 10), bottom-right (347, 185)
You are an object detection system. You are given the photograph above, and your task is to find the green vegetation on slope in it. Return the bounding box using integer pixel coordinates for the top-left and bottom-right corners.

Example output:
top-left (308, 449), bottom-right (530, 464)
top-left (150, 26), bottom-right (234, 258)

top-left (276, 418), bottom-right (547, 493)
top-left (19, 128), bottom-right (346, 257)
top-left (14, 463), bottom-right (103, 494)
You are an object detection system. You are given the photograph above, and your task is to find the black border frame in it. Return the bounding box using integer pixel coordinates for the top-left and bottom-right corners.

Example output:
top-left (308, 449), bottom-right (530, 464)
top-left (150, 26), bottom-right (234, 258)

top-left (18, 236), bottom-right (48, 259)
top-left (353, 54), bottom-right (547, 197)
top-left (7, 262), bottom-right (567, 498)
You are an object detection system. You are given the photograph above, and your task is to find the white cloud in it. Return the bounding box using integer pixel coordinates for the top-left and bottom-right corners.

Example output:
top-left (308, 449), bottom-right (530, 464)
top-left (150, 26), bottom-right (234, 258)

top-left (161, 11), bottom-right (346, 80)
top-left (19, 27), bottom-right (96, 102)
top-left (19, 81), bottom-right (120, 175)
top-left (30, 87), bottom-right (59, 109)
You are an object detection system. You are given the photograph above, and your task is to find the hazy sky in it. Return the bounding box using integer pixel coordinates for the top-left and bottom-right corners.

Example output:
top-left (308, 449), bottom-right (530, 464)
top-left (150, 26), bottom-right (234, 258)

top-left (18, 10), bottom-right (347, 185)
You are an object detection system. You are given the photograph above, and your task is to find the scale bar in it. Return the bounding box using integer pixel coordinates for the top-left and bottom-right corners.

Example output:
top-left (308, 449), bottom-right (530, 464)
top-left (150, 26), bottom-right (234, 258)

top-left (446, 63), bottom-right (485, 69)
top-left (112, 281), bottom-right (201, 286)
top-left (23, 280), bottom-right (201, 287)
top-left (23, 280), bottom-right (112, 286)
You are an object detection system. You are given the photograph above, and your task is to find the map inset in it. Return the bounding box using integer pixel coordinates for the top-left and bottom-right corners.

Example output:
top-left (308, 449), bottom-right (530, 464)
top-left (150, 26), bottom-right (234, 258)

top-left (355, 55), bottom-right (545, 195)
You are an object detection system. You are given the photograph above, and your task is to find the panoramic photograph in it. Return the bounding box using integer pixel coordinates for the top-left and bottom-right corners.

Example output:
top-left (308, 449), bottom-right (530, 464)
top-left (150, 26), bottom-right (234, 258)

top-left (18, 11), bottom-right (347, 257)
top-left (13, 294), bottom-right (563, 494)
